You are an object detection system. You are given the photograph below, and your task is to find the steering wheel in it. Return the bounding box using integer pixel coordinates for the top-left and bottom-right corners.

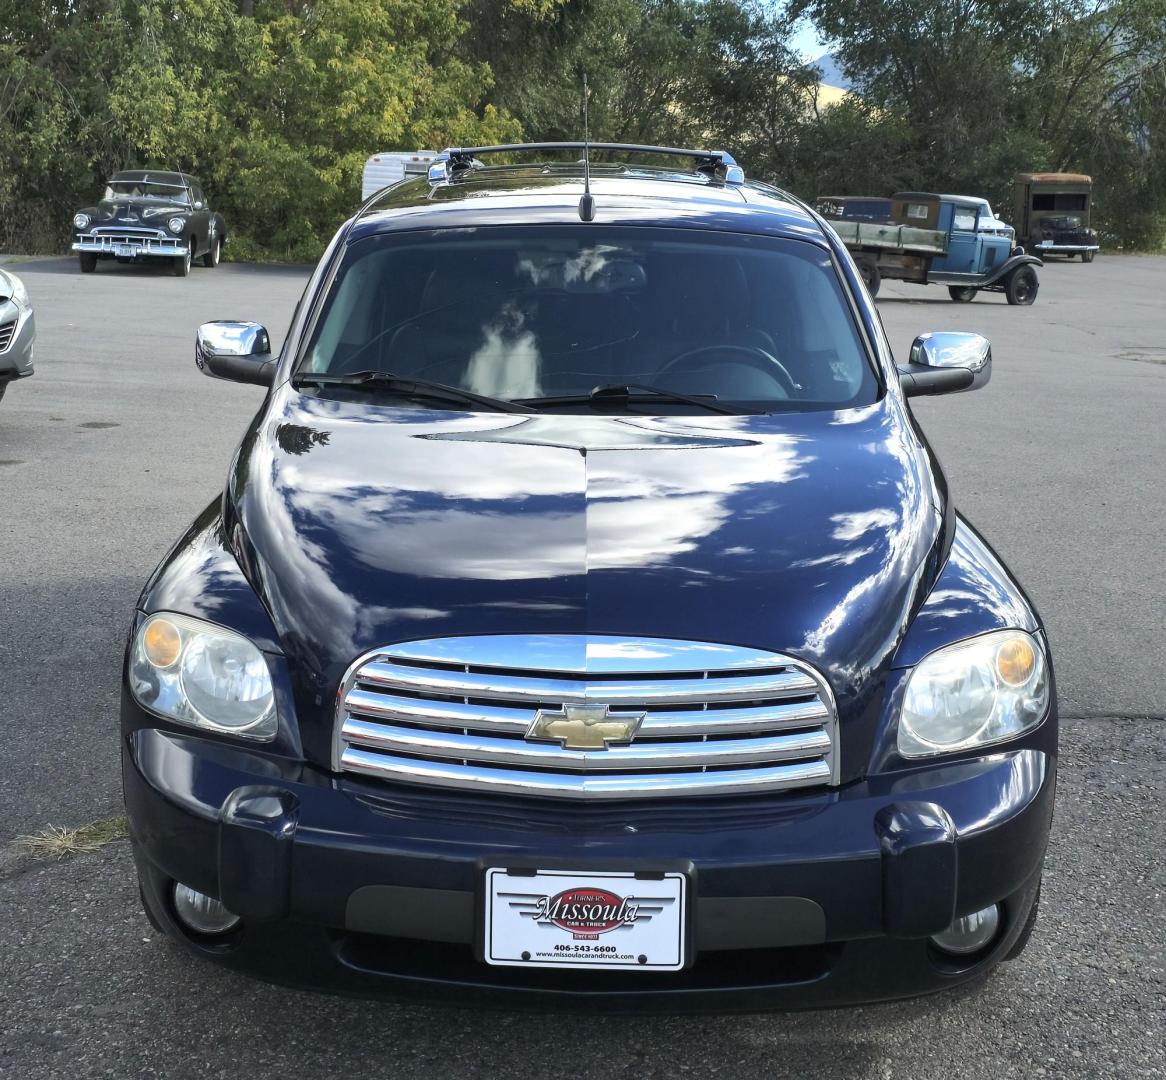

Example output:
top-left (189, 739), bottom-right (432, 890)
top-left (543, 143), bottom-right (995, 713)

top-left (656, 344), bottom-right (799, 398)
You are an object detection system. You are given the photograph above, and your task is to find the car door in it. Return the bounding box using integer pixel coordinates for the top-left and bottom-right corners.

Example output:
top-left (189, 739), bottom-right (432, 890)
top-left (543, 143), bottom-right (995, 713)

top-left (187, 180), bottom-right (210, 258)
top-left (975, 215), bottom-right (1011, 273)
top-left (938, 204), bottom-right (980, 274)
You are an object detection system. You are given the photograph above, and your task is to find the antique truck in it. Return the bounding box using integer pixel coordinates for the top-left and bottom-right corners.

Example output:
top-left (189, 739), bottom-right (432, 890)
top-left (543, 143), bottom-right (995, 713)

top-left (1013, 173), bottom-right (1099, 262)
top-left (813, 196), bottom-right (893, 224)
top-left (824, 192), bottom-right (1042, 303)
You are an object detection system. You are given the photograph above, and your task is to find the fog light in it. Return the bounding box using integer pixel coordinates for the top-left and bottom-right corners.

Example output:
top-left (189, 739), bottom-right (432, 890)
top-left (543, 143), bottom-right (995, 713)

top-left (930, 903), bottom-right (1000, 955)
top-left (172, 883), bottom-right (241, 935)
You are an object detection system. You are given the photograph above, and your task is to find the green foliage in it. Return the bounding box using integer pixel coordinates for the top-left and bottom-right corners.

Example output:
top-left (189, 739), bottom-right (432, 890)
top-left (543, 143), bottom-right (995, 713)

top-left (465, 0), bottom-right (812, 151)
top-left (1, 0), bottom-right (1162, 255)
top-left (0, 0), bottom-right (520, 257)
top-left (790, 0), bottom-right (1166, 248)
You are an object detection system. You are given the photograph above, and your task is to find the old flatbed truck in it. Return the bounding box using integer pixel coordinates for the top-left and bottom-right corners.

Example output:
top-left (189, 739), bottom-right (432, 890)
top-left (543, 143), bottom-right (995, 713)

top-left (823, 192), bottom-right (1043, 304)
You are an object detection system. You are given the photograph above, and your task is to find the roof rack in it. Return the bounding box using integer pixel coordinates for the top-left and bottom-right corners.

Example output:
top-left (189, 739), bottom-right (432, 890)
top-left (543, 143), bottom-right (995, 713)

top-left (426, 143), bottom-right (745, 185)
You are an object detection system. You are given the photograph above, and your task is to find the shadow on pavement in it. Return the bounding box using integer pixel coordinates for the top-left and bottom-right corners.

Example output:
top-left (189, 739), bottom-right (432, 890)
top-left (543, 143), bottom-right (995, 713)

top-left (2, 256), bottom-right (312, 277)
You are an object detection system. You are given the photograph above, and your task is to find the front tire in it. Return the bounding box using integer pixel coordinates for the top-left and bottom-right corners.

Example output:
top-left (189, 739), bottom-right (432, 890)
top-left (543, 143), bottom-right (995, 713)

top-left (1003, 881), bottom-right (1041, 961)
top-left (948, 286), bottom-right (977, 303)
top-left (859, 260), bottom-right (881, 297)
top-left (1005, 266), bottom-right (1038, 305)
top-left (173, 247), bottom-right (191, 277)
top-left (202, 234), bottom-right (221, 268)
top-left (79, 252), bottom-right (97, 273)
top-left (1082, 250), bottom-right (1095, 263)
top-left (138, 879), bottom-right (166, 934)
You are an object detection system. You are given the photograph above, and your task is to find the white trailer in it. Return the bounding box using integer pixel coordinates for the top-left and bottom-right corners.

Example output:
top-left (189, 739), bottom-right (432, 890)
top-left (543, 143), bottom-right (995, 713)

top-left (361, 152), bottom-right (437, 200)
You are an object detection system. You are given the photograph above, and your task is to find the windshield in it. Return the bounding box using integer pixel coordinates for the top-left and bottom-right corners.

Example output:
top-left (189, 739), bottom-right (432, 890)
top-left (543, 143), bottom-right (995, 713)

top-left (103, 181), bottom-right (190, 203)
top-left (299, 226), bottom-right (878, 412)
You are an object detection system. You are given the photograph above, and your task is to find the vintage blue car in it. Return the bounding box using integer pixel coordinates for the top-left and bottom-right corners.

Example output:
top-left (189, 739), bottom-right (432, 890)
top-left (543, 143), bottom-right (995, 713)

top-left (122, 143), bottom-right (1056, 1010)
top-left (831, 191), bottom-right (1043, 303)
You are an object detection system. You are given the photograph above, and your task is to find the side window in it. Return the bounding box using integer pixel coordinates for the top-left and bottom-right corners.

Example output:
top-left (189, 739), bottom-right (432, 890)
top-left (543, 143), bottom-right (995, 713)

top-left (952, 208), bottom-right (977, 231)
top-left (192, 185), bottom-right (206, 208)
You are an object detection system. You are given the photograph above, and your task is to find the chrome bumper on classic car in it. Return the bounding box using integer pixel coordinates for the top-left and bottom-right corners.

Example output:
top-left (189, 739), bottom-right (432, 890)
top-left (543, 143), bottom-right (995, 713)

top-left (1032, 241), bottom-right (1100, 253)
top-left (73, 229), bottom-right (188, 257)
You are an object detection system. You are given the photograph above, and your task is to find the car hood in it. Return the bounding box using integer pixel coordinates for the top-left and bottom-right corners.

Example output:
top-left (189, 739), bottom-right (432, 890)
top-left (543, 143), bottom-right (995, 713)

top-left (228, 388), bottom-right (946, 747)
top-left (78, 198), bottom-right (190, 223)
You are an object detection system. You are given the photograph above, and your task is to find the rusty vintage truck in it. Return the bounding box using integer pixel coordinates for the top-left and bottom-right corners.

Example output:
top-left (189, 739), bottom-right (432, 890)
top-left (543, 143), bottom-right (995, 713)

top-left (821, 192), bottom-right (1043, 304)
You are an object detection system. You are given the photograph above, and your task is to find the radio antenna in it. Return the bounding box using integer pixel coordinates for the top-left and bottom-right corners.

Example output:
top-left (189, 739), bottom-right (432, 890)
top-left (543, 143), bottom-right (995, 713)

top-left (578, 73), bottom-right (595, 222)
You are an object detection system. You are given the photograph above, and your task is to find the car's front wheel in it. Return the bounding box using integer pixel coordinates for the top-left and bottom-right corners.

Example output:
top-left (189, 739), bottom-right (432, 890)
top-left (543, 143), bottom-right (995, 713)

top-left (138, 878), bottom-right (165, 933)
top-left (1005, 266), bottom-right (1039, 305)
top-left (859, 260), bottom-right (881, 297)
top-left (202, 235), bottom-right (221, 268)
top-left (1082, 250), bottom-right (1095, 263)
top-left (79, 252), bottom-right (97, 273)
top-left (1003, 880), bottom-right (1042, 961)
top-left (948, 285), bottom-right (977, 303)
top-left (173, 247), bottom-right (191, 277)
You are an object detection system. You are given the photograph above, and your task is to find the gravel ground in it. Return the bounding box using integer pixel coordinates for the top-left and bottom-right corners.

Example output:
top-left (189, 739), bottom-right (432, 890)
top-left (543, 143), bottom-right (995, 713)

top-left (0, 252), bottom-right (1162, 1079)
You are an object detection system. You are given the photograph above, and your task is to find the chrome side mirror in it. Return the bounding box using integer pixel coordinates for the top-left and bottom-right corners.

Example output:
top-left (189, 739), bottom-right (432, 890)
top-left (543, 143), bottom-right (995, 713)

top-left (898, 332), bottom-right (991, 397)
top-left (195, 321), bottom-right (275, 386)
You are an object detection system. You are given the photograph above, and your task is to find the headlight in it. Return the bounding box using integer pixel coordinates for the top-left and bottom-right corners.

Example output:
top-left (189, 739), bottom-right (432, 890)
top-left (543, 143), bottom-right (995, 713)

top-left (73, 213), bottom-right (90, 230)
top-left (168, 216), bottom-right (186, 235)
top-left (129, 613), bottom-right (276, 740)
top-left (1, 271), bottom-right (28, 308)
top-left (897, 629), bottom-right (1049, 758)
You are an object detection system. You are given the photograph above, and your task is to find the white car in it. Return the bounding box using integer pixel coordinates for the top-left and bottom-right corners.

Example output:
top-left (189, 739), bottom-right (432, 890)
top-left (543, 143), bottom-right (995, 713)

top-left (0, 267), bottom-right (35, 404)
top-left (940, 195), bottom-right (1015, 241)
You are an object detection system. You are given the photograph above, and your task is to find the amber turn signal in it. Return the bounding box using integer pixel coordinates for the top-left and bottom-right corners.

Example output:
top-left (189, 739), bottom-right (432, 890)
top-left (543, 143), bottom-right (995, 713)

top-left (142, 617), bottom-right (182, 668)
top-left (996, 636), bottom-right (1036, 686)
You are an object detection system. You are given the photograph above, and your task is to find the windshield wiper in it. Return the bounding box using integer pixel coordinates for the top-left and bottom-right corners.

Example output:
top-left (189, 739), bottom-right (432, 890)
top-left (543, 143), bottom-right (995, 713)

top-left (291, 370), bottom-right (534, 413)
top-left (519, 383), bottom-right (750, 416)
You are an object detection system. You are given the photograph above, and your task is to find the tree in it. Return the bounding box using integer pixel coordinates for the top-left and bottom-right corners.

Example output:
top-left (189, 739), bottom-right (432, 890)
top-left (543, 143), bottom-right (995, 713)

top-left (788, 0), bottom-right (1166, 244)
top-left (464, 0), bottom-right (813, 178)
top-left (0, 0), bottom-right (522, 256)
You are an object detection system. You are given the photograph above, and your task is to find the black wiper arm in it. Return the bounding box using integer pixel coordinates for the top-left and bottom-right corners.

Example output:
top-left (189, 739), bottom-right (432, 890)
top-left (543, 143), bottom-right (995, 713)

top-left (520, 383), bottom-right (747, 416)
top-left (290, 370), bottom-right (534, 413)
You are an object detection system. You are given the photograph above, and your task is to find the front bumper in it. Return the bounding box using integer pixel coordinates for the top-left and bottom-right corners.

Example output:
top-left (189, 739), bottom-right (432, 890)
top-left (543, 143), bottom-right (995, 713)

top-left (73, 235), bottom-right (188, 257)
top-left (0, 302), bottom-right (35, 380)
top-left (1033, 241), bottom-right (1099, 254)
top-left (124, 717), bottom-right (1055, 1010)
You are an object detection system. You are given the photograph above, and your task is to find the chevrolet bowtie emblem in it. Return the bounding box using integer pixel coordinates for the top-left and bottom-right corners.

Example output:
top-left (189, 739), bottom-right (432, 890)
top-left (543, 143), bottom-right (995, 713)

top-left (526, 703), bottom-right (645, 750)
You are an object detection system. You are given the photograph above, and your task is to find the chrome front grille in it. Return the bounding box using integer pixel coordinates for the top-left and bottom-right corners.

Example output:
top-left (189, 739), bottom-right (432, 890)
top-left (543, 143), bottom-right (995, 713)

top-left (0, 320), bottom-right (14, 352)
top-left (94, 226), bottom-right (167, 240)
top-left (334, 636), bottom-right (839, 800)
top-left (74, 226), bottom-right (185, 254)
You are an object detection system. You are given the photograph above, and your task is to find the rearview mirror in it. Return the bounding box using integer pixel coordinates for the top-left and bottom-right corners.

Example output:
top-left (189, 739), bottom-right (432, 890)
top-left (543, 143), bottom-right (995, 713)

top-left (898, 332), bottom-right (991, 397)
top-left (195, 321), bottom-right (275, 386)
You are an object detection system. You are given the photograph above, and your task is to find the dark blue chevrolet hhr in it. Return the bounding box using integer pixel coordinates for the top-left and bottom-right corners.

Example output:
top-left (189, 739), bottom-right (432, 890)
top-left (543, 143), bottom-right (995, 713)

top-left (122, 144), bottom-right (1056, 1009)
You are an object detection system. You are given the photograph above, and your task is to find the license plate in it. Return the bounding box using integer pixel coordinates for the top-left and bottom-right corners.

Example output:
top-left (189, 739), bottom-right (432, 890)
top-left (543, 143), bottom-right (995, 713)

top-left (114, 244), bottom-right (140, 257)
top-left (483, 868), bottom-right (687, 971)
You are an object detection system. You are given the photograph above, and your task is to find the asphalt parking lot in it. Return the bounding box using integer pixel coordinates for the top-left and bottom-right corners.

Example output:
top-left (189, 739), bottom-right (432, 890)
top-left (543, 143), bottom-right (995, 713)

top-left (0, 253), bottom-right (1162, 1079)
